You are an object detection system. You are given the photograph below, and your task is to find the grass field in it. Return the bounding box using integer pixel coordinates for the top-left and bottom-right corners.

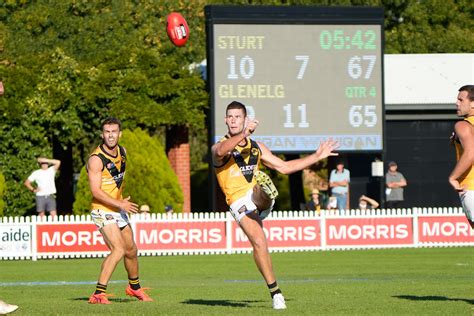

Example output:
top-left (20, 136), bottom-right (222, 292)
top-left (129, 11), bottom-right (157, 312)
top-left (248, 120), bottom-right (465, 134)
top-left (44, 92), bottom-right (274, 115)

top-left (0, 247), bottom-right (473, 315)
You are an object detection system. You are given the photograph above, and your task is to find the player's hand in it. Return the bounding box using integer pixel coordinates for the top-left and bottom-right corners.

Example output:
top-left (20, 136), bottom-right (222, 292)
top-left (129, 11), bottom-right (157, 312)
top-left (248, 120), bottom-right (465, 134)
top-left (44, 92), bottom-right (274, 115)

top-left (315, 139), bottom-right (339, 160)
top-left (243, 118), bottom-right (259, 137)
top-left (120, 196), bottom-right (139, 213)
top-left (449, 178), bottom-right (465, 193)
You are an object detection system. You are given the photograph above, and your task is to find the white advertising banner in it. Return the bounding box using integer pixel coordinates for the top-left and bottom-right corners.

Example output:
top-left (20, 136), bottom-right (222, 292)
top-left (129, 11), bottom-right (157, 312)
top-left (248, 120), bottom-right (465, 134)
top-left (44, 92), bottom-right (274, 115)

top-left (0, 224), bottom-right (32, 258)
top-left (0, 207), bottom-right (472, 260)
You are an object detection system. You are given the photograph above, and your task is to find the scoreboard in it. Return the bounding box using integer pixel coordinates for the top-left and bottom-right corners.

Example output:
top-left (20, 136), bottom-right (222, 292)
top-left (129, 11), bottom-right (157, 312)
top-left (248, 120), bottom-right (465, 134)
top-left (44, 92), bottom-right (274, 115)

top-left (205, 6), bottom-right (385, 152)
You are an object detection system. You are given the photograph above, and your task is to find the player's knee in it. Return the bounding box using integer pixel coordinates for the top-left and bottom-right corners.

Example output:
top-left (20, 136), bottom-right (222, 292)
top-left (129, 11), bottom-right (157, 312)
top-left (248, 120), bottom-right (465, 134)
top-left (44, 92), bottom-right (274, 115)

top-left (251, 236), bottom-right (268, 251)
top-left (125, 245), bottom-right (138, 258)
top-left (110, 247), bottom-right (126, 259)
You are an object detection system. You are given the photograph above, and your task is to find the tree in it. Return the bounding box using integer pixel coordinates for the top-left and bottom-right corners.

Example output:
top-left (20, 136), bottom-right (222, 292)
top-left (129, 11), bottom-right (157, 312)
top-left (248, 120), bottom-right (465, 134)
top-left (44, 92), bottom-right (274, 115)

top-left (0, 172), bottom-right (5, 216)
top-left (1, 1), bottom-right (207, 215)
top-left (1, 0), bottom-right (471, 216)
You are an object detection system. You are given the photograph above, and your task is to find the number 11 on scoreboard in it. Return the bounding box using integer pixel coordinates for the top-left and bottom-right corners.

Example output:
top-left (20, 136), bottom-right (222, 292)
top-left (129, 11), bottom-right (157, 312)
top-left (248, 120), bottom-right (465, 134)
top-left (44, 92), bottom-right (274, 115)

top-left (283, 104), bottom-right (309, 128)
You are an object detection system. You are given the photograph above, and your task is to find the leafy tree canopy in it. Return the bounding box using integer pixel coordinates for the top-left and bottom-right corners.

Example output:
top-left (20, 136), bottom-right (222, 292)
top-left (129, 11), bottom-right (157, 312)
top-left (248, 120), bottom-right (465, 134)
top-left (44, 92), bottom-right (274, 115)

top-left (0, 0), bottom-right (471, 215)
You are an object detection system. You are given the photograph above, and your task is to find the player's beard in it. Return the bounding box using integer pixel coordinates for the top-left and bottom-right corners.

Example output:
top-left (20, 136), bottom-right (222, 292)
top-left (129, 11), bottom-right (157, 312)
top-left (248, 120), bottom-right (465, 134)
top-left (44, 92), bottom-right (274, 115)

top-left (103, 137), bottom-right (118, 151)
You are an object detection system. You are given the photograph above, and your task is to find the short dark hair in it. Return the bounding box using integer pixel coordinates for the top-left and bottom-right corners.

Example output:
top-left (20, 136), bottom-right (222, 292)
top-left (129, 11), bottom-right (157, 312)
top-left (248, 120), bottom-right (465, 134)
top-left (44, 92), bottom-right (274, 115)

top-left (226, 101), bottom-right (247, 117)
top-left (459, 85), bottom-right (474, 102)
top-left (101, 117), bottom-right (122, 131)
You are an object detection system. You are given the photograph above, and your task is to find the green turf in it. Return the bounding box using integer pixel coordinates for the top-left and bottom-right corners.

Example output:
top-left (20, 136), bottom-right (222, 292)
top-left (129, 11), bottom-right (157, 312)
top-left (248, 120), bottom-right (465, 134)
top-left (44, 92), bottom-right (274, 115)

top-left (0, 247), bottom-right (473, 315)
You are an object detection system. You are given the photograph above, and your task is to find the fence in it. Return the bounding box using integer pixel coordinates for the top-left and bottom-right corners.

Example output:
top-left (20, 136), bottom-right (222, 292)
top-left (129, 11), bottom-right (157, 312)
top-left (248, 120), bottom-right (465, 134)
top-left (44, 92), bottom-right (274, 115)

top-left (1, 207), bottom-right (473, 260)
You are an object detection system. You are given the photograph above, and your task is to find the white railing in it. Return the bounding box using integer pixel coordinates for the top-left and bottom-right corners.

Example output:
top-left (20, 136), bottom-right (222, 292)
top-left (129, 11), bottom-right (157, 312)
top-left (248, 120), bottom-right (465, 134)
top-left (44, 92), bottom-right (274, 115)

top-left (0, 207), bottom-right (472, 260)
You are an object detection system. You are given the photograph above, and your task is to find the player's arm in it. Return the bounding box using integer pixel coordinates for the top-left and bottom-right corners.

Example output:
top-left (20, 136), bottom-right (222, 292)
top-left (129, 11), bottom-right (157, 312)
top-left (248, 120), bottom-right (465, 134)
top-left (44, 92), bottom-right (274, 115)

top-left (260, 139), bottom-right (339, 175)
top-left (87, 155), bottom-right (138, 213)
top-left (211, 119), bottom-right (258, 165)
top-left (360, 195), bottom-right (379, 208)
top-left (449, 121), bottom-right (474, 191)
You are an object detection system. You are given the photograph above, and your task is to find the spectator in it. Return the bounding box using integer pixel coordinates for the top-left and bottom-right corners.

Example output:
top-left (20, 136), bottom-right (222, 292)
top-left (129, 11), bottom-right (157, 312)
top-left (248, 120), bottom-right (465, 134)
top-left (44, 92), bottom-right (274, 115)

top-left (139, 204), bottom-right (150, 218)
top-left (165, 204), bottom-right (174, 214)
top-left (24, 157), bottom-right (61, 218)
top-left (358, 195), bottom-right (379, 211)
top-left (329, 161), bottom-right (350, 210)
top-left (305, 189), bottom-right (321, 213)
top-left (327, 196), bottom-right (338, 210)
top-left (385, 161), bottom-right (407, 209)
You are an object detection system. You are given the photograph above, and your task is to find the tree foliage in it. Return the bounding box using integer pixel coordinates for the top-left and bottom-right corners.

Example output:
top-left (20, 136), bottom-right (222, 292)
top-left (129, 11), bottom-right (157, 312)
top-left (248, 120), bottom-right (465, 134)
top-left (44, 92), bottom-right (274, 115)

top-left (0, 0), bottom-right (471, 216)
top-left (0, 172), bottom-right (5, 216)
top-left (1, 1), bottom-right (207, 215)
top-left (73, 128), bottom-right (183, 215)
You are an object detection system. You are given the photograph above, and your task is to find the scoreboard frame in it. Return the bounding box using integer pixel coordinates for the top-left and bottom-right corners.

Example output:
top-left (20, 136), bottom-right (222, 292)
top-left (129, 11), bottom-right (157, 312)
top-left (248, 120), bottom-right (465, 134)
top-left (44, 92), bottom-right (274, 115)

top-left (205, 5), bottom-right (386, 155)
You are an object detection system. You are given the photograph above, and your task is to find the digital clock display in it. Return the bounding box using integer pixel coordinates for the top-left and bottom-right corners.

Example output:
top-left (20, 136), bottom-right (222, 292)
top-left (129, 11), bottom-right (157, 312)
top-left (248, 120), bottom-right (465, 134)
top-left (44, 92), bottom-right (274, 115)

top-left (206, 6), bottom-right (384, 152)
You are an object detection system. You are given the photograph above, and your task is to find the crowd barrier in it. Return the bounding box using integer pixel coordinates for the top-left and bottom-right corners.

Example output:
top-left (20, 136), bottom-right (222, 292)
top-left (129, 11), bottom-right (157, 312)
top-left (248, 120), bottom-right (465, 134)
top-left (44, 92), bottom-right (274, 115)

top-left (1, 207), bottom-right (473, 260)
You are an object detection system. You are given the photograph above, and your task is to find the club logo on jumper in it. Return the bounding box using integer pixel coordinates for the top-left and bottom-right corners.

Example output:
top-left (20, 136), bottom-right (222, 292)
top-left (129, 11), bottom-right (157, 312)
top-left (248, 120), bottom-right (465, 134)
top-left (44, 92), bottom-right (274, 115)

top-left (232, 139), bottom-right (260, 183)
top-left (105, 214), bottom-right (114, 220)
top-left (113, 172), bottom-right (124, 182)
top-left (239, 164), bottom-right (257, 177)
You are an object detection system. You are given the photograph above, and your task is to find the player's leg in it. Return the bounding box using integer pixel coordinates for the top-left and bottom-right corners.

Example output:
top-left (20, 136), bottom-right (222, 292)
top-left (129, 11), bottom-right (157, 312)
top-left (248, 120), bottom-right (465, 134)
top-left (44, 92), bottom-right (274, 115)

top-left (120, 215), bottom-right (153, 301)
top-left (239, 213), bottom-right (274, 282)
top-left (460, 191), bottom-right (474, 229)
top-left (252, 184), bottom-right (273, 210)
top-left (254, 170), bottom-right (278, 200)
top-left (89, 220), bottom-right (126, 304)
top-left (121, 225), bottom-right (138, 277)
top-left (239, 213), bottom-right (286, 309)
top-left (253, 171), bottom-right (277, 219)
top-left (97, 224), bottom-right (126, 284)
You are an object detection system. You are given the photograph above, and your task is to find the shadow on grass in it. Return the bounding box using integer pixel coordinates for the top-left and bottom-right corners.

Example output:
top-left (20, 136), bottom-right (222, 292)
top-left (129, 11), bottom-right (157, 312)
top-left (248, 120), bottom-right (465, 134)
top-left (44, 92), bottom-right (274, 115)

top-left (182, 299), bottom-right (265, 308)
top-left (72, 297), bottom-right (135, 303)
top-left (394, 295), bottom-right (474, 305)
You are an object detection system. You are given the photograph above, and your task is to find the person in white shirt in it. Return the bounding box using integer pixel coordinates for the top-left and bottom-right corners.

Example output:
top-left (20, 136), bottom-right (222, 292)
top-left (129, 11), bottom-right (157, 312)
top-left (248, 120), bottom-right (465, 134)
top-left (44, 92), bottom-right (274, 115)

top-left (24, 157), bottom-right (61, 218)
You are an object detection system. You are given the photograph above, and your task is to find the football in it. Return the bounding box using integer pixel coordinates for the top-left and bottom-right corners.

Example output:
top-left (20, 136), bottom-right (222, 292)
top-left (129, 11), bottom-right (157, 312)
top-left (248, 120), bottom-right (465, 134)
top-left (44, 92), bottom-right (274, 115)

top-left (166, 12), bottom-right (189, 47)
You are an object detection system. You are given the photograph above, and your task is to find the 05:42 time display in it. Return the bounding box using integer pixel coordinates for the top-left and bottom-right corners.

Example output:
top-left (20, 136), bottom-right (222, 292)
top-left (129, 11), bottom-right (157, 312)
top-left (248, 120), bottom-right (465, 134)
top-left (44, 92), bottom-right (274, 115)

top-left (320, 30), bottom-right (377, 50)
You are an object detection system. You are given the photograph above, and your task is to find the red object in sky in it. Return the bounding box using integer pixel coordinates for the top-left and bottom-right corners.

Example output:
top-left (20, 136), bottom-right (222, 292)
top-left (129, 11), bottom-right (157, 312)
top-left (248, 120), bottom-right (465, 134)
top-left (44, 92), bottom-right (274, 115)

top-left (166, 12), bottom-right (189, 47)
